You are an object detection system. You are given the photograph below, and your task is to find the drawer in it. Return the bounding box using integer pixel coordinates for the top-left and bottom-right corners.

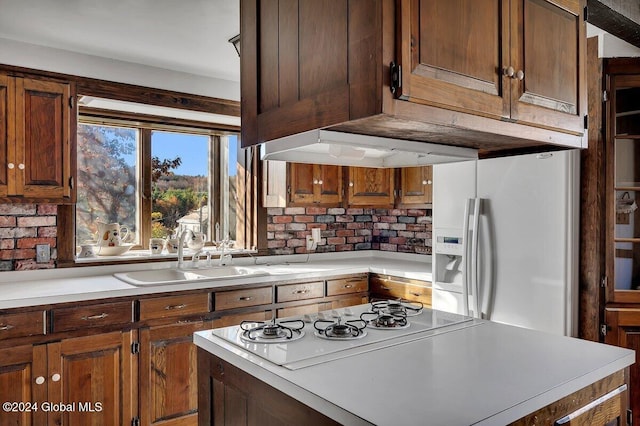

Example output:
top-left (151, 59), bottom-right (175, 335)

top-left (212, 310), bottom-right (272, 328)
top-left (276, 281), bottom-right (324, 303)
top-left (370, 278), bottom-right (432, 306)
top-left (139, 293), bottom-right (210, 321)
top-left (0, 311), bottom-right (46, 340)
top-left (215, 287), bottom-right (272, 310)
top-left (276, 302), bottom-right (331, 319)
top-left (52, 301), bottom-right (133, 332)
top-left (326, 275), bottom-right (368, 296)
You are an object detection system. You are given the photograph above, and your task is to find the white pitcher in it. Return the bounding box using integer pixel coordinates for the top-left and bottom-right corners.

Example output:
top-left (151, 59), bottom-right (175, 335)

top-left (97, 222), bottom-right (130, 247)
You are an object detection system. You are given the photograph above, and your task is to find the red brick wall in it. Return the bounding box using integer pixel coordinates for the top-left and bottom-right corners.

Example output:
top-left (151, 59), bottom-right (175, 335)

top-left (0, 204), bottom-right (57, 271)
top-left (267, 207), bottom-right (432, 255)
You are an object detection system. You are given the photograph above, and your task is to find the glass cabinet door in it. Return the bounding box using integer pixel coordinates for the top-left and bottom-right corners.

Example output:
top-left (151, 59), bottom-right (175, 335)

top-left (608, 74), bottom-right (640, 301)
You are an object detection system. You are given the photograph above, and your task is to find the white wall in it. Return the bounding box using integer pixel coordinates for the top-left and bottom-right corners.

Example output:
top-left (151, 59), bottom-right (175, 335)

top-left (0, 37), bottom-right (240, 101)
top-left (587, 23), bottom-right (640, 58)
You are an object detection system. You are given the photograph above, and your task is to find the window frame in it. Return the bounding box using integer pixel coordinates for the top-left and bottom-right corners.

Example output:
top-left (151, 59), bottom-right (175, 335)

top-left (68, 107), bottom-right (242, 261)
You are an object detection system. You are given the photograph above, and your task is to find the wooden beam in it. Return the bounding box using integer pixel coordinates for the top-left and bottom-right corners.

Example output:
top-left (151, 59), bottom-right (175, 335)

top-left (587, 0), bottom-right (640, 49)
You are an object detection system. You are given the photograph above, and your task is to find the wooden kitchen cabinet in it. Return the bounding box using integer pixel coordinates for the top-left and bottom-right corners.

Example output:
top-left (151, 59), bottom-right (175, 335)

top-left (369, 274), bottom-right (432, 307)
top-left (604, 308), bottom-right (640, 426)
top-left (198, 350), bottom-right (340, 426)
top-left (289, 163), bottom-right (342, 205)
top-left (0, 332), bottom-right (137, 426)
top-left (241, 0), bottom-right (586, 157)
top-left (140, 320), bottom-right (213, 426)
top-left (347, 167), bottom-right (394, 207)
top-left (398, 166), bottom-right (432, 206)
top-left (0, 72), bottom-right (75, 202)
top-left (397, 0), bottom-right (586, 136)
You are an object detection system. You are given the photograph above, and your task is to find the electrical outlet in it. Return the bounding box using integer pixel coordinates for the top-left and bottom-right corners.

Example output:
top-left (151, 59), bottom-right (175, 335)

top-left (306, 235), bottom-right (317, 251)
top-left (36, 244), bottom-right (50, 263)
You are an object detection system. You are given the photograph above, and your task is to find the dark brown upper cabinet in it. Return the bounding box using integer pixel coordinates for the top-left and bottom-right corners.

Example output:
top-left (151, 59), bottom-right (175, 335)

top-left (240, 0), bottom-right (587, 158)
top-left (0, 72), bottom-right (75, 203)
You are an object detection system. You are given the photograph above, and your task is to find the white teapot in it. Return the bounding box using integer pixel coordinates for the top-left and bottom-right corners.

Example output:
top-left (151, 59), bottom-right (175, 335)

top-left (97, 222), bottom-right (130, 247)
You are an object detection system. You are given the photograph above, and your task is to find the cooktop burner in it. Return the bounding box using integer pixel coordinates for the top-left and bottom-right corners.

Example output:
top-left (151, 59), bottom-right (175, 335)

top-left (360, 311), bottom-right (410, 330)
top-left (240, 319), bottom-right (305, 343)
top-left (370, 299), bottom-right (424, 317)
top-left (313, 318), bottom-right (367, 340)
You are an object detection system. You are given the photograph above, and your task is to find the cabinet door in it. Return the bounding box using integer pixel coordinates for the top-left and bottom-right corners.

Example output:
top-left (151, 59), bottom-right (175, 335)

top-left (242, 0), bottom-right (354, 147)
top-left (0, 74), bottom-right (11, 197)
top-left (397, 0), bottom-right (509, 119)
top-left (347, 167), bottom-right (394, 207)
top-left (47, 331), bottom-right (137, 426)
top-left (289, 163), bottom-right (315, 204)
top-left (140, 320), bottom-right (212, 426)
top-left (0, 345), bottom-right (47, 426)
top-left (15, 77), bottom-right (72, 199)
top-left (399, 166), bottom-right (432, 206)
top-left (316, 164), bottom-right (342, 204)
top-left (605, 308), bottom-right (640, 426)
top-left (510, 0), bottom-right (586, 135)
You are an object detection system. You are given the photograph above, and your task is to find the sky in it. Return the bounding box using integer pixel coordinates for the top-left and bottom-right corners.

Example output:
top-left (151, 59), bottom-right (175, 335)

top-left (151, 131), bottom-right (237, 176)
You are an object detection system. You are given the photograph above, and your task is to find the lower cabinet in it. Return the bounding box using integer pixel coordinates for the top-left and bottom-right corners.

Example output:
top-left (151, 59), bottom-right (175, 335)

top-left (197, 350), bottom-right (340, 426)
top-left (369, 274), bottom-right (432, 307)
top-left (605, 307), bottom-right (640, 426)
top-left (0, 331), bottom-right (136, 426)
top-left (140, 320), bottom-right (213, 426)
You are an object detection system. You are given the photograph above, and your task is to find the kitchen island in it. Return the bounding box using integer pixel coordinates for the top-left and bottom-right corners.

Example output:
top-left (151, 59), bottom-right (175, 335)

top-left (195, 305), bottom-right (635, 426)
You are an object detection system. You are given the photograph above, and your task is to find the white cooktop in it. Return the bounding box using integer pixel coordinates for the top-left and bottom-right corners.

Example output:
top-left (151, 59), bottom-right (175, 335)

top-left (211, 304), bottom-right (475, 370)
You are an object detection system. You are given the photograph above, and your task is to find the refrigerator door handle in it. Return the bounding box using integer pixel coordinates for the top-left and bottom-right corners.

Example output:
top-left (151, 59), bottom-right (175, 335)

top-left (471, 198), bottom-right (481, 318)
top-left (461, 199), bottom-right (471, 317)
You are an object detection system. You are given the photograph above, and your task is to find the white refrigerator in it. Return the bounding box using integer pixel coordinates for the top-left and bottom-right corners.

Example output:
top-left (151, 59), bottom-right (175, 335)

top-left (432, 150), bottom-right (579, 336)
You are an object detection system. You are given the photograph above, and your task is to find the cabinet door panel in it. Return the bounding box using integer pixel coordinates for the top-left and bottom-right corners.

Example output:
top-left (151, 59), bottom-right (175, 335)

top-left (141, 321), bottom-right (212, 426)
top-left (400, 166), bottom-right (432, 205)
top-left (511, 0), bottom-right (585, 134)
top-left (399, 0), bottom-right (508, 119)
top-left (347, 167), bottom-right (393, 206)
top-left (0, 74), bottom-right (10, 197)
top-left (317, 164), bottom-right (342, 203)
top-left (16, 78), bottom-right (71, 198)
top-left (289, 163), bottom-right (315, 204)
top-left (48, 331), bottom-right (136, 426)
top-left (0, 345), bottom-right (47, 426)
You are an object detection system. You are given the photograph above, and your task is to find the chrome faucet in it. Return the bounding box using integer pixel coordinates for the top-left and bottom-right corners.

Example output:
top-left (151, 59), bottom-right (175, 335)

top-left (191, 248), bottom-right (212, 268)
top-left (218, 238), bottom-right (233, 266)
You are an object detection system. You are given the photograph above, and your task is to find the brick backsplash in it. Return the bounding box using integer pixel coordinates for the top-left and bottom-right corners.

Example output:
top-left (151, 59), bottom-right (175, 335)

top-left (267, 207), bottom-right (432, 256)
top-left (0, 204), bottom-right (57, 271)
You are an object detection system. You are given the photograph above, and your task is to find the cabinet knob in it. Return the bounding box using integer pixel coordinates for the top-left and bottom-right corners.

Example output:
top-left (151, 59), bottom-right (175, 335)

top-left (503, 66), bottom-right (515, 77)
top-left (515, 70), bottom-right (525, 81)
top-left (318, 180), bottom-right (323, 185)
top-left (349, 182), bottom-right (354, 187)
top-left (51, 373), bottom-right (61, 382)
top-left (18, 163), bottom-right (25, 170)
top-left (7, 163), bottom-right (14, 169)
top-left (313, 179), bottom-right (318, 184)
top-left (35, 376), bottom-right (46, 385)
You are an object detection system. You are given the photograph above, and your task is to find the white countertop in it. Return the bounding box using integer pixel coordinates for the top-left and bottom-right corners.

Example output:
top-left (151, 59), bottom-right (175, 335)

top-left (194, 318), bottom-right (635, 426)
top-left (0, 251), bottom-right (431, 309)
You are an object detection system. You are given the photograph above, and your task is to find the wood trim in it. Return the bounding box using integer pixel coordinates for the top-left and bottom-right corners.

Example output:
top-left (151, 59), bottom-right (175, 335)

top-left (140, 128), bottom-right (152, 249)
top-left (587, 0), bottom-right (640, 49)
top-left (0, 63), bottom-right (239, 117)
top-left (579, 36), bottom-right (605, 342)
top-left (56, 204), bottom-right (75, 267)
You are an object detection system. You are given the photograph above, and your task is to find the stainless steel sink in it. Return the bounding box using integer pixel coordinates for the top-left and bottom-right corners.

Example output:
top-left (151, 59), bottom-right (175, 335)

top-left (114, 266), bottom-right (269, 286)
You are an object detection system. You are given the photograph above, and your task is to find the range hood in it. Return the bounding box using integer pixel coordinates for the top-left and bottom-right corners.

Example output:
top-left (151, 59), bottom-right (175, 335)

top-left (260, 130), bottom-right (478, 167)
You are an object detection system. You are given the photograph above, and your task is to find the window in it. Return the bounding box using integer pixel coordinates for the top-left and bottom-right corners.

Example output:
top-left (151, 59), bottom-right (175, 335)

top-left (76, 118), bottom-right (240, 253)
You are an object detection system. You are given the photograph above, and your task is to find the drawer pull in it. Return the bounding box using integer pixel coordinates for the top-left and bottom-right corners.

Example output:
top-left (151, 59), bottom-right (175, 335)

top-left (554, 384), bottom-right (627, 425)
top-left (81, 313), bottom-right (108, 321)
top-left (239, 296), bottom-right (253, 301)
top-left (380, 286), bottom-right (390, 291)
top-left (344, 284), bottom-right (353, 289)
top-left (35, 376), bottom-right (46, 385)
top-left (165, 304), bottom-right (186, 310)
top-left (410, 292), bottom-right (421, 297)
top-left (293, 289), bottom-right (310, 294)
top-left (0, 324), bottom-right (14, 331)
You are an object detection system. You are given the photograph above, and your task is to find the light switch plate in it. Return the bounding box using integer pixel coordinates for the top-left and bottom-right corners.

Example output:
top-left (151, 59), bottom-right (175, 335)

top-left (36, 244), bottom-right (50, 263)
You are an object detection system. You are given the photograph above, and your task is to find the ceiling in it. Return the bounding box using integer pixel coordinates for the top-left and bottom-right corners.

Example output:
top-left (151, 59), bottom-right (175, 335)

top-left (0, 0), bottom-right (240, 83)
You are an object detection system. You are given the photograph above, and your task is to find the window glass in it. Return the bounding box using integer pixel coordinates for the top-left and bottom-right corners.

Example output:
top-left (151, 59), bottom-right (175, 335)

top-left (76, 124), bottom-right (138, 246)
top-left (151, 131), bottom-right (210, 239)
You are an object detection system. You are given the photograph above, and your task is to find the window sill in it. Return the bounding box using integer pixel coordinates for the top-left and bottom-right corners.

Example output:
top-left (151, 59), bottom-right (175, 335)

top-left (73, 248), bottom-right (256, 266)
